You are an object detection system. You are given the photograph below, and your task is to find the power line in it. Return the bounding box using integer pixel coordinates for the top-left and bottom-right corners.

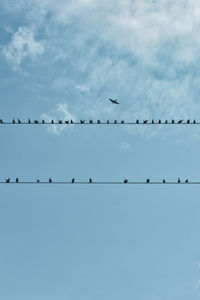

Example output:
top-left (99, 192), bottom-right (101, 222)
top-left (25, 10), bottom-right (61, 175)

top-left (0, 180), bottom-right (198, 185)
top-left (0, 119), bottom-right (199, 125)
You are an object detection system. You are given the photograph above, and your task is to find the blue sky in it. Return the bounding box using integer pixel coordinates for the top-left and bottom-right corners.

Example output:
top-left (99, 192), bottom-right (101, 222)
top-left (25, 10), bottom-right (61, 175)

top-left (1, 0), bottom-right (200, 299)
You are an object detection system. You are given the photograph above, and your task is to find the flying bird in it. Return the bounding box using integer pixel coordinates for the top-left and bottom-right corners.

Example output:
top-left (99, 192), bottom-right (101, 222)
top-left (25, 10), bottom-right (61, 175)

top-left (109, 98), bottom-right (119, 104)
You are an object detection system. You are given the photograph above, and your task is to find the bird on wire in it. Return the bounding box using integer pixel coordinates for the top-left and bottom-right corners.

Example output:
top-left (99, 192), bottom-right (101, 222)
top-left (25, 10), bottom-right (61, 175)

top-left (89, 178), bottom-right (92, 183)
top-left (16, 178), bottom-right (19, 183)
top-left (185, 179), bottom-right (189, 183)
top-left (5, 178), bottom-right (10, 183)
top-left (163, 179), bottom-right (166, 183)
top-left (109, 98), bottom-right (120, 104)
top-left (146, 178), bottom-right (150, 183)
top-left (49, 178), bottom-right (52, 183)
top-left (124, 179), bottom-right (128, 183)
top-left (18, 118), bottom-right (21, 124)
top-left (178, 177), bottom-right (181, 183)
top-left (37, 179), bottom-right (40, 183)
top-left (72, 178), bottom-right (75, 183)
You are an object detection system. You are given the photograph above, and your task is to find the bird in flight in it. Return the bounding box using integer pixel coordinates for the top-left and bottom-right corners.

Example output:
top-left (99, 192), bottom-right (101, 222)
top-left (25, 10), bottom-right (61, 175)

top-left (109, 98), bottom-right (119, 104)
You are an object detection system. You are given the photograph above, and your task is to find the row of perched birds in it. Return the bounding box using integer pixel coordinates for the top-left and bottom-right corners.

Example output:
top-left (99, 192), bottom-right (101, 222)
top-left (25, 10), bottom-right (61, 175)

top-left (4, 177), bottom-right (189, 183)
top-left (0, 119), bottom-right (199, 124)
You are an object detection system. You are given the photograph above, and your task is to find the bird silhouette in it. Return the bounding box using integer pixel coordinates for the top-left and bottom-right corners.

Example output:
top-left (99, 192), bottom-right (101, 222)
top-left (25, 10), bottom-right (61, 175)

top-left (51, 120), bottom-right (54, 124)
top-left (146, 178), bottom-right (150, 183)
top-left (12, 119), bottom-right (15, 123)
top-left (172, 120), bottom-right (175, 124)
top-left (193, 120), bottom-right (196, 124)
top-left (5, 178), bottom-right (10, 183)
top-left (65, 120), bottom-right (69, 124)
top-left (58, 120), bottom-right (62, 124)
top-left (121, 120), bottom-right (124, 124)
top-left (114, 120), bottom-right (117, 124)
top-left (80, 120), bottom-right (85, 124)
top-left (178, 120), bottom-right (183, 124)
top-left (18, 118), bottom-right (21, 124)
top-left (42, 120), bottom-right (45, 124)
top-left (185, 179), bottom-right (189, 183)
top-left (89, 178), bottom-right (92, 183)
top-left (97, 120), bottom-right (101, 124)
top-left (49, 178), bottom-right (52, 183)
top-left (152, 119), bottom-right (154, 124)
top-left (37, 179), bottom-right (40, 183)
top-left (71, 120), bottom-right (73, 124)
top-left (28, 118), bottom-right (31, 124)
top-left (158, 120), bottom-right (161, 124)
top-left (143, 120), bottom-right (148, 124)
top-left (109, 98), bottom-right (119, 104)
top-left (89, 120), bottom-right (93, 124)
top-left (165, 120), bottom-right (168, 124)
top-left (187, 120), bottom-right (190, 124)
top-left (163, 179), bottom-right (166, 183)
top-left (124, 179), bottom-right (128, 183)
top-left (34, 120), bottom-right (39, 124)
top-left (16, 178), bottom-right (19, 183)
top-left (178, 177), bottom-right (181, 183)
top-left (107, 120), bottom-right (110, 124)
top-left (0, 119), bottom-right (3, 124)
top-left (72, 178), bottom-right (75, 183)
top-left (136, 120), bottom-right (139, 124)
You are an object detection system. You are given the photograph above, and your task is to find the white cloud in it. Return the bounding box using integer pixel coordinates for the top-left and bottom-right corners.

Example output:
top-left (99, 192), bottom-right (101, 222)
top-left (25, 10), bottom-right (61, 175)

top-left (2, 27), bottom-right (44, 68)
top-left (41, 104), bottom-right (77, 135)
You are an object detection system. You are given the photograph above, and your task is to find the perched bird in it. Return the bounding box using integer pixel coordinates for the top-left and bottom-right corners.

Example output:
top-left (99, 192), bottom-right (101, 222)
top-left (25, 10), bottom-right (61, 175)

top-left (178, 177), bottom-right (181, 183)
top-left (58, 120), bottom-right (62, 124)
top-left (158, 120), bottom-right (161, 124)
top-left (80, 120), bottom-right (85, 124)
top-left (187, 119), bottom-right (190, 124)
top-left (107, 120), bottom-right (110, 124)
top-left (89, 178), bottom-right (92, 183)
top-left (89, 120), bottom-right (93, 124)
top-left (185, 179), bottom-right (189, 183)
top-left (165, 120), bottom-right (168, 124)
top-left (70, 120), bottom-right (73, 124)
top-left (178, 120), bottom-right (183, 124)
top-left (0, 119), bottom-right (3, 124)
top-left (64, 120), bottom-right (69, 124)
top-left (16, 178), bottom-right (19, 183)
top-left (121, 120), bottom-right (124, 124)
top-left (163, 179), bottom-right (166, 183)
top-left (5, 178), bottom-right (10, 183)
top-left (193, 120), bottom-right (196, 124)
top-left (172, 120), bottom-right (175, 124)
top-left (12, 119), bottom-right (15, 124)
top-left (72, 178), bottom-right (75, 183)
top-left (42, 120), bottom-right (45, 124)
top-left (152, 119), bottom-right (154, 124)
top-left (97, 120), bottom-right (101, 124)
top-left (124, 179), bottom-right (128, 183)
top-left (114, 120), bottom-right (117, 124)
top-left (49, 178), bottom-right (52, 183)
top-left (143, 120), bottom-right (148, 124)
top-left (28, 118), bottom-right (31, 124)
top-left (34, 120), bottom-right (39, 124)
top-left (51, 120), bottom-right (54, 124)
top-left (109, 98), bottom-right (119, 104)
top-left (18, 118), bottom-right (21, 124)
top-left (37, 179), bottom-right (40, 183)
top-left (136, 119), bottom-right (139, 124)
top-left (146, 178), bottom-right (150, 183)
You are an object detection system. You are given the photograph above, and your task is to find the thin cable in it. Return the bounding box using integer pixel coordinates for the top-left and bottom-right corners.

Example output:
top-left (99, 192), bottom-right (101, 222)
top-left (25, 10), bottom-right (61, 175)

top-left (0, 181), bottom-right (198, 185)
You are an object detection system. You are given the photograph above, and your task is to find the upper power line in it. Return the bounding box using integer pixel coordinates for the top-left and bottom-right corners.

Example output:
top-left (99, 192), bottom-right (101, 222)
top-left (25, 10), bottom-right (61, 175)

top-left (0, 119), bottom-right (199, 125)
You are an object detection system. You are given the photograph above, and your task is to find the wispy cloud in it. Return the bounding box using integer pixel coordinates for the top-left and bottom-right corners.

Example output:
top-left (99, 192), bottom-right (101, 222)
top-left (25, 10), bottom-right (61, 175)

top-left (41, 104), bottom-right (77, 135)
top-left (2, 27), bottom-right (44, 68)
top-left (1, 0), bottom-right (200, 137)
